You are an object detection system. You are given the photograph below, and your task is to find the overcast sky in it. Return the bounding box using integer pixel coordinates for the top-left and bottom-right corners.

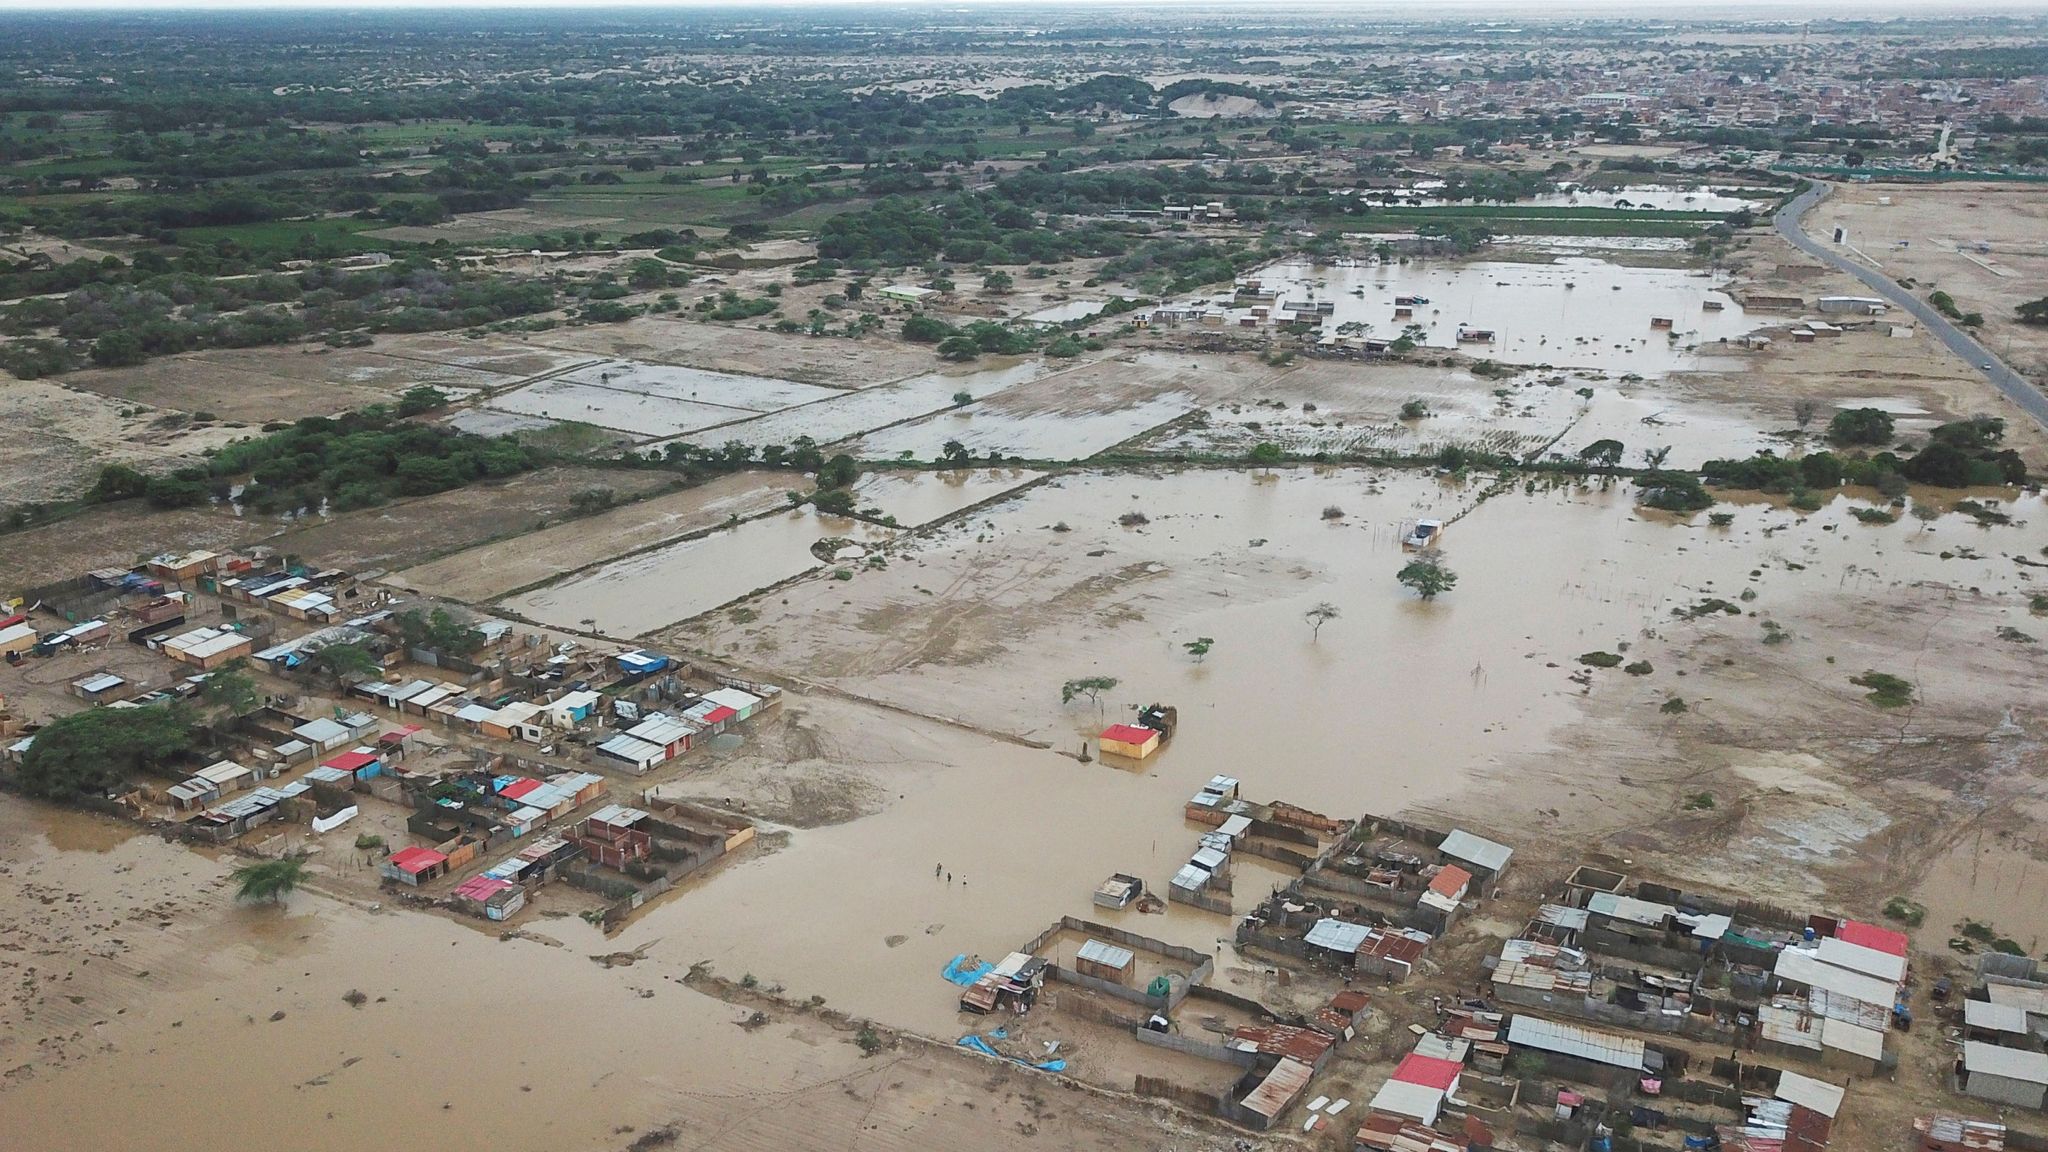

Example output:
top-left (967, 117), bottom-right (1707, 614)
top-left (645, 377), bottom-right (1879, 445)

top-left (2, 0), bottom-right (2042, 11)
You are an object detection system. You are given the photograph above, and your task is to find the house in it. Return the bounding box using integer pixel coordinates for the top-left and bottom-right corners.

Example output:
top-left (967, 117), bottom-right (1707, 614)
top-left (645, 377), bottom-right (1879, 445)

top-left (1436, 829), bottom-right (1512, 886)
top-left (703, 686), bottom-right (764, 721)
top-left (615, 649), bottom-right (669, 678)
top-left (1770, 1069), bottom-right (1847, 1152)
top-left (959, 952), bottom-right (1046, 1014)
top-left (879, 284), bottom-right (938, 303)
top-left (1420, 864), bottom-right (1472, 915)
top-left (1094, 873), bottom-right (1144, 910)
top-left (1098, 723), bottom-right (1160, 759)
top-left (479, 700), bottom-right (544, 742)
top-left (1771, 945), bottom-right (1897, 1064)
top-left (0, 621), bottom-right (41, 657)
top-left (320, 749), bottom-right (383, 781)
top-left (1914, 1115), bottom-right (2006, 1152)
top-left (597, 733), bottom-right (667, 773)
top-left (165, 777), bottom-right (221, 810)
top-left (194, 759), bottom-right (256, 794)
top-left (159, 626), bottom-right (253, 670)
top-left (147, 550), bottom-right (220, 581)
top-left (359, 678), bottom-right (433, 711)
top-left (190, 786), bottom-right (289, 838)
top-left (453, 875), bottom-right (526, 921)
top-left (1961, 1041), bottom-right (2048, 1110)
top-left (1229, 1024), bottom-right (1336, 1071)
top-left (543, 689), bottom-right (601, 728)
top-left (1965, 1000), bottom-right (2033, 1046)
top-left (1368, 1051), bottom-right (1464, 1126)
top-left (381, 846), bottom-right (449, 887)
top-left (1313, 989), bottom-right (1373, 1039)
top-left (679, 697), bottom-right (738, 733)
top-left (624, 713), bottom-right (697, 760)
top-left (1354, 1112), bottom-right (1464, 1152)
top-left (292, 717), bottom-right (353, 751)
top-left (71, 672), bottom-right (127, 702)
top-left (1505, 1014), bottom-right (1649, 1073)
top-left (1073, 939), bottom-right (1135, 985)
top-left (1235, 1056), bottom-right (1315, 1130)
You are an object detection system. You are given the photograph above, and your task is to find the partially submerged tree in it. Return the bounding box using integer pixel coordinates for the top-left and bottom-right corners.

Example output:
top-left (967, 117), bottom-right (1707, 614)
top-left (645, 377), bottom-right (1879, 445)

top-left (233, 856), bottom-right (310, 905)
top-left (1183, 637), bottom-right (1214, 663)
top-left (305, 640), bottom-right (380, 688)
top-left (16, 704), bottom-right (196, 800)
top-left (1305, 602), bottom-right (1340, 641)
top-left (1061, 676), bottom-right (1120, 714)
top-left (1396, 559), bottom-right (1457, 601)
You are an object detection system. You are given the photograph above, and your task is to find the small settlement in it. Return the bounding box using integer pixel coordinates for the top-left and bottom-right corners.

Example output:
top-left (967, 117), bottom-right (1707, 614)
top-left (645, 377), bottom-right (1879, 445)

top-left (0, 545), bottom-right (778, 931)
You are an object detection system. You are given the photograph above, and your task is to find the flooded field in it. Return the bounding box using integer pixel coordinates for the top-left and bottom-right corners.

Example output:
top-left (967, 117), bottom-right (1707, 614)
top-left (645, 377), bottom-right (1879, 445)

top-left (1211, 257), bottom-right (1754, 371)
top-left (483, 360), bottom-right (846, 439)
top-left (851, 467), bottom-right (1046, 527)
top-left (1021, 299), bottom-right (1110, 324)
top-left (1347, 183), bottom-right (1768, 213)
top-left (395, 471), bottom-right (796, 602)
top-left (668, 360), bottom-right (1051, 451)
top-left (500, 506), bottom-right (897, 635)
top-left (846, 353), bottom-right (1250, 460)
top-left (1142, 360), bottom-right (1789, 468)
top-left (628, 467), bottom-right (2048, 1030)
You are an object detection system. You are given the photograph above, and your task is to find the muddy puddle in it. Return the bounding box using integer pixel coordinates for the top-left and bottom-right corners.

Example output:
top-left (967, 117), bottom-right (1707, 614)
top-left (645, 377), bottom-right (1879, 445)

top-left (500, 507), bottom-right (897, 636)
top-left (667, 359), bottom-right (1050, 451)
top-left (1202, 257), bottom-right (1755, 371)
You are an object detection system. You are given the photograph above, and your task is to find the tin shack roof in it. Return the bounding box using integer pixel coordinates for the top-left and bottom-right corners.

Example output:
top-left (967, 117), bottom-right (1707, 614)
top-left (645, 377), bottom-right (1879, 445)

top-left (1438, 828), bottom-right (1512, 873)
top-left (1506, 1015), bottom-right (1646, 1071)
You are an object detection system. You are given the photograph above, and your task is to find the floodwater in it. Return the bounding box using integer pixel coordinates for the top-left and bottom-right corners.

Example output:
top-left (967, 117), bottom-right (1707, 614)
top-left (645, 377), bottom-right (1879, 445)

top-left (670, 360), bottom-right (1050, 451)
top-left (1909, 820), bottom-right (2048, 954)
top-left (485, 360), bottom-right (843, 439)
top-left (1021, 299), bottom-right (1109, 324)
top-left (500, 507), bottom-right (896, 635)
top-left (1345, 183), bottom-right (1765, 213)
top-left (851, 467), bottom-right (1046, 527)
top-left (848, 355), bottom-right (1204, 460)
top-left (1213, 257), bottom-right (1756, 371)
top-left (625, 471), bottom-right (2048, 1034)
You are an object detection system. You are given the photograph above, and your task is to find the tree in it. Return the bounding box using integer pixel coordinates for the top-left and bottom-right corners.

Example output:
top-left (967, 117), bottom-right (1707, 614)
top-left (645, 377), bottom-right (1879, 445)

top-left (88, 463), bottom-right (149, 502)
top-left (817, 453), bottom-right (859, 489)
top-left (1578, 439), bottom-right (1625, 471)
top-left (393, 607), bottom-right (485, 656)
top-left (1183, 637), bottom-right (1214, 663)
top-left (940, 439), bottom-right (972, 466)
top-left (1061, 676), bottom-right (1119, 714)
top-left (200, 657), bottom-right (263, 719)
top-left (17, 705), bottom-right (196, 800)
top-left (1246, 442), bottom-right (1284, 470)
top-left (1305, 602), bottom-right (1340, 641)
top-left (1828, 407), bottom-right (1895, 446)
top-left (395, 385), bottom-right (450, 416)
top-left (935, 335), bottom-right (980, 361)
top-left (951, 390), bottom-right (973, 407)
top-left (902, 314), bottom-right (954, 343)
top-left (1399, 399), bottom-right (1430, 420)
top-left (90, 330), bottom-right (147, 367)
top-left (1641, 445), bottom-right (1672, 469)
top-left (233, 856), bottom-right (309, 905)
top-left (982, 270), bottom-right (1013, 294)
top-left (305, 640), bottom-right (380, 687)
top-left (2016, 296), bottom-right (2048, 326)
top-left (1396, 559), bottom-right (1457, 601)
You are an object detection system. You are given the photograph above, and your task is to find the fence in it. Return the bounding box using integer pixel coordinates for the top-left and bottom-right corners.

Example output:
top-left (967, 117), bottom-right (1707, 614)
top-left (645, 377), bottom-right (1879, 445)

top-left (1017, 915), bottom-right (1214, 1013)
top-left (1133, 1026), bottom-right (1256, 1068)
top-left (1168, 885), bottom-right (1234, 916)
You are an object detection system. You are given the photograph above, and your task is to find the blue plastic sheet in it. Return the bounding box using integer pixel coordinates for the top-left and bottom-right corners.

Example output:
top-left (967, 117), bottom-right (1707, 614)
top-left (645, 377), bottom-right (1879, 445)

top-left (942, 954), bottom-right (993, 987)
top-left (956, 1034), bottom-right (1065, 1073)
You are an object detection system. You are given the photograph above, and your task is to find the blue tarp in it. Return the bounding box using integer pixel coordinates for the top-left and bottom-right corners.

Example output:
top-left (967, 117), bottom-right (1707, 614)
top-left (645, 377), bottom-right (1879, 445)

top-left (942, 954), bottom-right (993, 987)
top-left (957, 1035), bottom-right (1066, 1073)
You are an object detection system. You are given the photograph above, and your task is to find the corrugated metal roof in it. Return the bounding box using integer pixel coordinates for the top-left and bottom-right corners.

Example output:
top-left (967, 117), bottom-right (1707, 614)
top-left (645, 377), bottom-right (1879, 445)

top-left (1170, 864), bottom-right (1209, 891)
top-left (1986, 983), bottom-right (2048, 1017)
top-left (1817, 935), bottom-right (1907, 983)
top-left (1190, 846), bottom-right (1229, 871)
top-left (1216, 814), bottom-right (1253, 838)
top-left (1392, 1053), bottom-right (1462, 1091)
top-left (1966, 1000), bottom-right (2030, 1033)
top-left (194, 760), bottom-right (253, 785)
top-left (1758, 999), bottom-right (1823, 1051)
top-left (598, 733), bottom-right (667, 764)
top-left (1773, 1070), bottom-right (1845, 1119)
top-left (1438, 829), bottom-right (1512, 872)
top-left (1505, 1015), bottom-right (1646, 1070)
top-left (1837, 919), bottom-right (1909, 957)
top-left (73, 672), bottom-right (125, 693)
top-left (1775, 947), bottom-right (1898, 1007)
top-left (703, 687), bottom-right (760, 712)
top-left (1965, 1041), bottom-right (2048, 1085)
top-left (627, 713), bottom-right (697, 745)
top-left (1587, 892), bottom-right (1677, 927)
top-left (1075, 939), bottom-right (1134, 969)
top-left (1229, 1024), bottom-right (1334, 1063)
top-left (589, 804), bottom-right (648, 827)
top-left (1305, 918), bottom-right (1372, 953)
top-left (1536, 903), bottom-right (1590, 931)
top-left (1818, 1016), bottom-right (1885, 1060)
top-left (1688, 913), bottom-right (1734, 940)
top-left (1493, 961), bottom-right (1593, 995)
top-left (1239, 1056), bottom-right (1314, 1118)
top-left (1366, 1079), bottom-right (1444, 1126)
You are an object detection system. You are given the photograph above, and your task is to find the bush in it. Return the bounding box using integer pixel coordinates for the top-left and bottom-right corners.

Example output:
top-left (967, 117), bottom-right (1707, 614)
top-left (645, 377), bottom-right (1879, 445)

top-left (1660, 697), bottom-right (1689, 714)
top-left (1827, 407), bottom-right (1894, 446)
top-left (1399, 399), bottom-right (1430, 420)
top-left (1851, 670), bottom-right (1914, 708)
top-left (1578, 651), bottom-right (1623, 668)
top-left (1882, 896), bottom-right (1926, 927)
top-left (1635, 470), bottom-right (1713, 512)
top-left (902, 314), bottom-right (954, 343)
top-left (1624, 660), bottom-right (1653, 676)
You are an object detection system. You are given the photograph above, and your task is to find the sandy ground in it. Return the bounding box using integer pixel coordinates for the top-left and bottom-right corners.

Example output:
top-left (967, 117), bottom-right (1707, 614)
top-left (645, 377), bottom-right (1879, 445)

top-left (0, 381), bottom-right (245, 504)
top-left (393, 470), bottom-right (796, 601)
top-left (61, 345), bottom-right (518, 424)
top-left (1812, 182), bottom-right (2048, 385)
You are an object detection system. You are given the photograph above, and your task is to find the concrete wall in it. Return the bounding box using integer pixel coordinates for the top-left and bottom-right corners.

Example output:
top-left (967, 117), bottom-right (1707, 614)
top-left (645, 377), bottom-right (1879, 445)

top-left (1132, 1027), bottom-right (1257, 1069)
top-left (1168, 885), bottom-right (1233, 916)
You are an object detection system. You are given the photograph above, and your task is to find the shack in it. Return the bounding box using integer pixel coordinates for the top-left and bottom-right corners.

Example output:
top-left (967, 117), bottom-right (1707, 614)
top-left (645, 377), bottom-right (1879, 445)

top-left (1099, 723), bottom-right (1160, 759)
top-left (1505, 1015), bottom-right (1649, 1075)
top-left (1073, 939), bottom-right (1136, 985)
top-left (453, 875), bottom-right (527, 921)
top-left (1437, 829), bottom-right (1512, 887)
top-left (72, 672), bottom-right (127, 702)
top-left (1368, 1051), bottom-right (1464, 1127)
top-left (159, 626), bottom-right (253, 670)
top-left (382, 846), bottom-right (449, 887)
top-left (1960, 1042), bottom-right (2048, 1110)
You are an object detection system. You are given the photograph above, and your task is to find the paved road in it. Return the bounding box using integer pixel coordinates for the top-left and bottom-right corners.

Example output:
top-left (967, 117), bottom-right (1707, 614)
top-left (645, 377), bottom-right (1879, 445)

top-left (1773, 183), bottom-right (2048, 430)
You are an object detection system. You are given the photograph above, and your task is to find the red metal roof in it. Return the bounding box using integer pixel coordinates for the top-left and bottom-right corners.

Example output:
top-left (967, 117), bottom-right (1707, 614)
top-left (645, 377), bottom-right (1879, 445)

top-left (389, 846), bottom-right (446, 874)
top-left (1330, 989), bottom-right (1374, 1013)
top-left (322, 750), bottom-right (378, 772)
top-left (702, 704), bottom-right (738, 724)
top-left (454, 875), bottom-right (513, 901)
top-left (1232, 1024), bottom-right (1335, 1063)
top-left (1099, 724), bottom-right (1157, 744)
top-left (1838, 919), bottom-right (1909, 957)
top-left (498, 777), bottom-right (541, 799)
top-left (1427, 865), bottom-right (1473, 898)
top-left (1393, 1053), bottom-right (1464, 1091)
